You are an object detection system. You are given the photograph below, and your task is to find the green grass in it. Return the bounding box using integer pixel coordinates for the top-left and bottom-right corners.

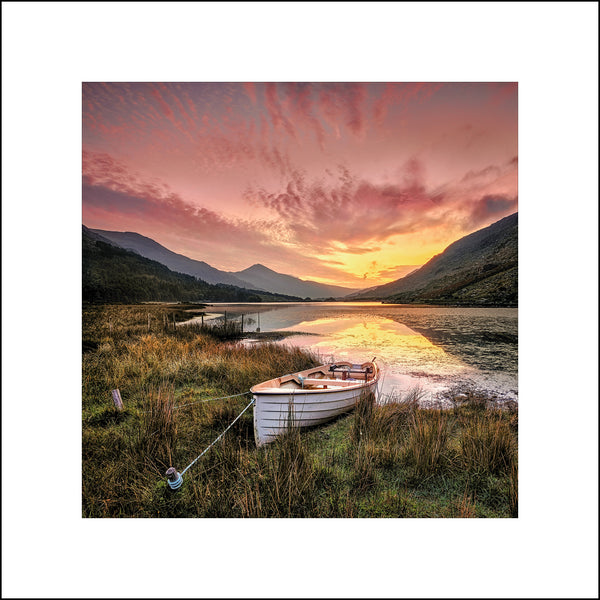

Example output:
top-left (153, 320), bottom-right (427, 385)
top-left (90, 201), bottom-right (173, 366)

top-left (82, 304), bottom-right (518, 518)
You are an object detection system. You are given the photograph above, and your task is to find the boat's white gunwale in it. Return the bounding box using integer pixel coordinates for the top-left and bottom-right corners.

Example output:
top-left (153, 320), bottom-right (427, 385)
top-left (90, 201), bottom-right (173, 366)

top-left (252, 382), bottom-right (374, 395)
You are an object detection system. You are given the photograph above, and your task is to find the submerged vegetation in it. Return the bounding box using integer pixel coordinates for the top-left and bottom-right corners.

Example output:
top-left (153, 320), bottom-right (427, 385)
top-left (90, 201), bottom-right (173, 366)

top-left (83, 304), bottom-right (518, 518)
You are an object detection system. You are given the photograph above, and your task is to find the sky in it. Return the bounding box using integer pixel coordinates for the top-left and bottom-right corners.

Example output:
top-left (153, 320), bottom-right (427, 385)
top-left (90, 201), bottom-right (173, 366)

top-left (82, 82), bottom-right (518, 288)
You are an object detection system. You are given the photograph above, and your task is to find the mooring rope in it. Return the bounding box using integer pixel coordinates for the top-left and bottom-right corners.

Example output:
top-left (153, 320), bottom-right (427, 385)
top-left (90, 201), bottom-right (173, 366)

top-left (173, 390), bottom-right (250, 410)
top-left (180, 397), bottom-right (255, 476)
top-left (139, 390), bottom-right (250, 413)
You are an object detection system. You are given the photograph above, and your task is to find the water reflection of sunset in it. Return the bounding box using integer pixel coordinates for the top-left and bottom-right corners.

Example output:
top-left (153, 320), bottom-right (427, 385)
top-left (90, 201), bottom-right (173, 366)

top-left (231, 302), bottom-right (516, 400)
top-left (280, 316), bottom-right (470, 376)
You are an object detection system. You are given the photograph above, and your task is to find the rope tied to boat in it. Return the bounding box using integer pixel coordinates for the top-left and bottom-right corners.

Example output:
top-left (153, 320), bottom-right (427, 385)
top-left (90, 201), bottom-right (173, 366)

top-left (173, 390), bottom-right (250, 410)
top-left (166, 397), bottom-right (255, 490)
top-left (140, 390), bottom-right (250, 413)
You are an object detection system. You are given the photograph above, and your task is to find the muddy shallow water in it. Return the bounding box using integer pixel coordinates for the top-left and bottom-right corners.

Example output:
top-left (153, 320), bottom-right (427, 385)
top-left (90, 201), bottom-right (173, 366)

top-left (202, 302), bottom-right (518, 403)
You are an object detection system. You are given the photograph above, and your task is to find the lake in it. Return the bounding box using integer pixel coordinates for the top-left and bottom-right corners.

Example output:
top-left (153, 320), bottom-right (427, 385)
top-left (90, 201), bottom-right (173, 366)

top-left (202, 302), bottom-right (518, 404)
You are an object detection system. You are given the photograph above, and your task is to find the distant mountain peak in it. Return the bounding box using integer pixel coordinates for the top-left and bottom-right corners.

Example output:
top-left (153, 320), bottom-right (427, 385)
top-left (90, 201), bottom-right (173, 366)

top-left (233, 264), bottom-right (360, 299)
top-left (245, 263), bottom-right (272, 272)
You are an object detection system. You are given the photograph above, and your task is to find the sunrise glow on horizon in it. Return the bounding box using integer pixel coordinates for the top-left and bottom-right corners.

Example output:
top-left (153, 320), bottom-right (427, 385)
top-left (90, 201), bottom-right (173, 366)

top-left (82, 82), bottom-right (518, 288)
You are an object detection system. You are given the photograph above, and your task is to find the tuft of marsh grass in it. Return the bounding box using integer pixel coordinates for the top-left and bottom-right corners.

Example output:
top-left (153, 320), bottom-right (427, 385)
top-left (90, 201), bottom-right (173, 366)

top-left (262, 426), bottom-right (316, 516)
top-left (459, 410), bottom-right (516, 476)
top-left (453, 490), bottom-right (477, 518)
top-left (351, 391), bottom-right (376, 444)
top-left (139, 385), bottom-right (177, 473)
top-left (405, 409), bottom-right (451, 476)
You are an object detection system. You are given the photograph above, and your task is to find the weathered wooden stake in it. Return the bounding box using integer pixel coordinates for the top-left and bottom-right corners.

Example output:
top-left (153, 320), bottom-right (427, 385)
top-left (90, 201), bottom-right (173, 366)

top-left (241, 314), bottom-right (244, 331)
top-left (111, 389), bottom-right (124, 411)
top-left (201, 313), bottom-right (204, 325)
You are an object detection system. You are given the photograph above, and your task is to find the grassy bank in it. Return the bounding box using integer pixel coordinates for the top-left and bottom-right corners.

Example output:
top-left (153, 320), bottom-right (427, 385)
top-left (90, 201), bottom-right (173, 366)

top-left (82, 304), bottom-right (518, 518)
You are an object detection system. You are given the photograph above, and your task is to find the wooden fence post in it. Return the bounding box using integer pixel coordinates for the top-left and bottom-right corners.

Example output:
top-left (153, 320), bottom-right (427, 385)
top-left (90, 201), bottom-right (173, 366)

top-left (111, 389), bottom-right (124, 411)
top-left (241, 314), bottom-right (244, 332)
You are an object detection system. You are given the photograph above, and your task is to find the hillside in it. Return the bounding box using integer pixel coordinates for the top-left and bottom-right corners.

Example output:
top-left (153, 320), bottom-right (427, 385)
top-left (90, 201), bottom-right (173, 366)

top-left (90, 228), bottom-right (257, 289)
top-left (82, 227), bottom-right (301, 304)
top-left (356, 213), bottom-right (518, 306)
top-left (233, 263), bottom-right (358, 299)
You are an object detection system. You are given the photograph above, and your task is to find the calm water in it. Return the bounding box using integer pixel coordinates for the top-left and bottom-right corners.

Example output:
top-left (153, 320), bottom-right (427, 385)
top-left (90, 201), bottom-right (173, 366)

top-left (204, 302), bottom-right (518, 403)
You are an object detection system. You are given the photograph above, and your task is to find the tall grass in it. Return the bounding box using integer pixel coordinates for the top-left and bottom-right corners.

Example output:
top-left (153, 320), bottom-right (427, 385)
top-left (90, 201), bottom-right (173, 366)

top-left (82, 304), bottom-right (518, 518)
top-left (261, 427), bottom-right (316, 516)
top-left (139, 386), bottom-right (177, 473)
top-left (405, 409), bottom-right (451, 475)
top-left (459, 410), bottom-right (516, 475)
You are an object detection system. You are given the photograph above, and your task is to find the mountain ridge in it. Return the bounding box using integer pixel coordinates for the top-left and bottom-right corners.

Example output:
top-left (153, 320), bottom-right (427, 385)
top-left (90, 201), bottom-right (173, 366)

top-left (82, 226), bottom-right (301, 303)
top-left (89, 228), bottom-right (360, 299)
top-left (90, 228), bottom-right (258, 289)
top-left (353, 213), bottom-right (518, 306)
top-left (232, 263), bottom-right (358, 299)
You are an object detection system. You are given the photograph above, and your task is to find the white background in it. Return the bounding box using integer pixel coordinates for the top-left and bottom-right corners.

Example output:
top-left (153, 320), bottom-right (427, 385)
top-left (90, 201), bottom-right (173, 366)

top-left (2, 2), bottom-right (598, 598)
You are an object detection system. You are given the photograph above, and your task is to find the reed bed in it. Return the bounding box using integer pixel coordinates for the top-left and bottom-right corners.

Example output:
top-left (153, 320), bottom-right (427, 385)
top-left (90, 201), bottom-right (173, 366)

top-left (82, 304), bottom-right (518, 518)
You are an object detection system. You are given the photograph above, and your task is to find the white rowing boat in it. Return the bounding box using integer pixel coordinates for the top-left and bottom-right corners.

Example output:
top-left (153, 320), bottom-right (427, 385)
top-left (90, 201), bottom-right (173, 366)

top-left (251, 360), bottom-right (380, 446)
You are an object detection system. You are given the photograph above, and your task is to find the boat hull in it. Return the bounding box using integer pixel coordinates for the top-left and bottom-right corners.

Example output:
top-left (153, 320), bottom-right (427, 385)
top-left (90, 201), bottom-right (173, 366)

top-left (251, 363), bottom-right (379, 446)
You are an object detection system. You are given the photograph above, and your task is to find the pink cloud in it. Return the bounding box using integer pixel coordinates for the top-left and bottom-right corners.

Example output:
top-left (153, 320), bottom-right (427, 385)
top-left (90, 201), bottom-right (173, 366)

top-left (264, 83), bottom-right (296, 140)
top-left (467, 194), bottom-right (518, 228)
top-left (318, 83), bottom-right (367, 138)
top-left (372, 82), bottom-right (443, 126)
top-left (247, 158), bottom-right (445, 250)
top-left (246, 154), bottom-right (517, 252)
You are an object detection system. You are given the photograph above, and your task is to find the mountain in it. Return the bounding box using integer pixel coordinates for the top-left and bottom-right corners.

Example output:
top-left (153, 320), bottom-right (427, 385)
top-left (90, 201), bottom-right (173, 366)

top-left (82, 226), bottom-right (301, 304)
top-left (90, 229), bottom-right (257, 289)
top-left (82, 226), bottom-right (117, 245)
top-left (343, 285), bottom-right (380, 299)
top-left (355, 212), bottom-right (518, 306)
top-left (232, 263), bottom-right (359, 299)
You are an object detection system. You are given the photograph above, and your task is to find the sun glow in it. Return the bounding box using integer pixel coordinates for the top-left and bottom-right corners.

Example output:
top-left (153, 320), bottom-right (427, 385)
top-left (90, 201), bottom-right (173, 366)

top-left (311, 232), bottom-right (455, 287)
